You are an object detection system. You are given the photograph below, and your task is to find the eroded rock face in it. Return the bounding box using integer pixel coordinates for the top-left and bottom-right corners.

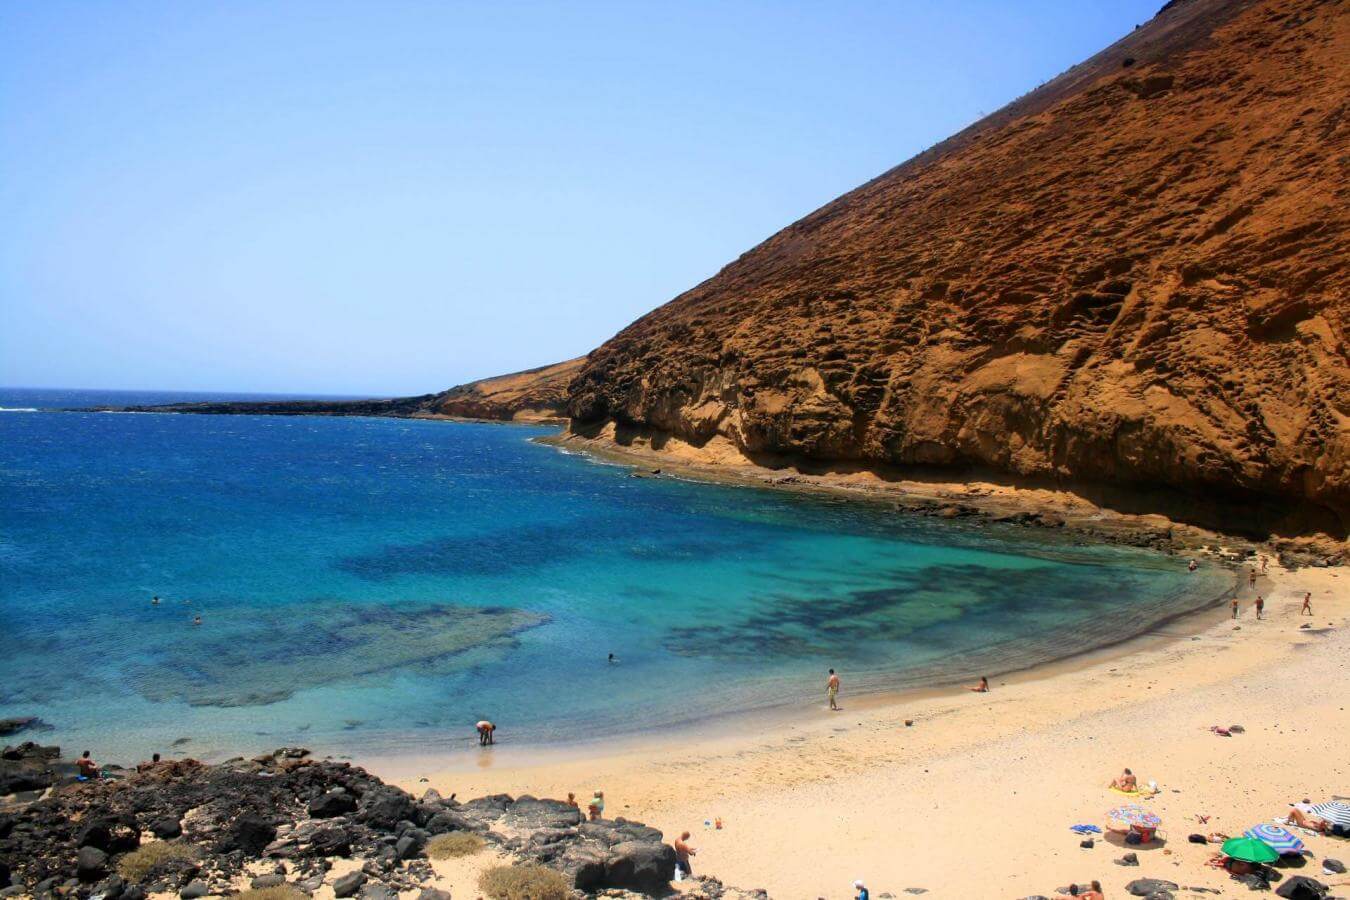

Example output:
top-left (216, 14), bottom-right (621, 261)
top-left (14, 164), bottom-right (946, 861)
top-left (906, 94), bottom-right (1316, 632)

top-left (569, 0), bottom-right (1350, 540)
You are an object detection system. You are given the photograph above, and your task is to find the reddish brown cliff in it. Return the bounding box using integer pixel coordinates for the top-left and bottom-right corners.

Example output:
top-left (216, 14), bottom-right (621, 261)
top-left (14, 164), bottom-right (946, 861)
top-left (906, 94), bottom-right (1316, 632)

top-left (430, 357), bottom-right (584, 421)
top-left (569, 0), bottom-right (1349, 538)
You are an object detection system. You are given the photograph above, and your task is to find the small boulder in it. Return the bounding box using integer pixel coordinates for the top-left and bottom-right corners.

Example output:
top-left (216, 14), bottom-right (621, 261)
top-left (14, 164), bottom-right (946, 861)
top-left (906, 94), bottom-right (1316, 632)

top-left (358, 885), bottom-right (396, 900)
top-left (1115, 851), bottom-right (1140, 865)
top-left (309, 827), bottom-right (353, 858)
top-left (149, 816), bottom-right (183, 840)
top-left (332, 871), bottom-right (366, 898)
top-left (76, 846), bottom-right (109, 882)
top-left (1126, 880), bottom-right (1178, 897)
top-left (416, 891), bottom-right (451, 900)
top-left (218, 813), bottom-right (276, 855)
top-left (308, 791), bottom-right (357, 819)
top-left (605, 840), bottom-right (676, 893)
top-left (179, 880), bottom-right (209, 899)
top-left (358, 788), bottom-right (415, 831)
top-left (1322, 859), bottom-right (1345, 874)
top-left (251, 875), bottom-right (286, 890)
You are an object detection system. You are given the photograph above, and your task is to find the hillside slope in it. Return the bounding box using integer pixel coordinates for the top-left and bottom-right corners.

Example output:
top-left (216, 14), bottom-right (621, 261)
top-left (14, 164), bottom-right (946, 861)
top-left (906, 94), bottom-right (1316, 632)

top-left (568, 0), bottom-right (1349, 537)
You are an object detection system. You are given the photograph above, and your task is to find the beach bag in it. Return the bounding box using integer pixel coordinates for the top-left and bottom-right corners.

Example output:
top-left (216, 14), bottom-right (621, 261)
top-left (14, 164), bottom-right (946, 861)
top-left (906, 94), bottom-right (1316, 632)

top-left (1125, 830), bottom-right (1142, 845)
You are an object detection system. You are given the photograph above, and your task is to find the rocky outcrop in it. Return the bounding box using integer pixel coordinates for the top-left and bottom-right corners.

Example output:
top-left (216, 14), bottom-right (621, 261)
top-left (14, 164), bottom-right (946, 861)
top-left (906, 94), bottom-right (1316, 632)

top-left (567, 0), bottom-right (1350, 540)
top-left (0, 748), bottom-right (687, 898)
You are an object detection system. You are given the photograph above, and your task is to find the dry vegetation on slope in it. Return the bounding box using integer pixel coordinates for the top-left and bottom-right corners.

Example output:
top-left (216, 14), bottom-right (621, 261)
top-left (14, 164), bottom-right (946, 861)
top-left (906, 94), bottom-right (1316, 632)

top-left (567, 0), bottom-right (1349, 538)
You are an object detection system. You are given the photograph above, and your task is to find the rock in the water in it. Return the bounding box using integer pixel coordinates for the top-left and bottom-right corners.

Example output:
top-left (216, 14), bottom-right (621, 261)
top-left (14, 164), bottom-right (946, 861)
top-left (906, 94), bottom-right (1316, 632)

top-left (179, 880), bottom-right (209, 899)
top-left (308, 790), bottom-right (358, 819)
top-left (332, 871), bottom-right (366, 898)
top-left (605, 840), bottom-right (677, 893)
top-left (75, 846), bottom-right (108, 882)
top-left (0, 718), bottom-right (51, 737)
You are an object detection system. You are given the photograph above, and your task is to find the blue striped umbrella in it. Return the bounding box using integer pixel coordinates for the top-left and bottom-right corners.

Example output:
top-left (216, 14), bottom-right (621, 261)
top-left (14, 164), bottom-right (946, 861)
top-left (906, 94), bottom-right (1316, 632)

top-left (1310, 801), bottom-right (1350, 829)
top-left (1244, 824), bottom-right (1304, 855)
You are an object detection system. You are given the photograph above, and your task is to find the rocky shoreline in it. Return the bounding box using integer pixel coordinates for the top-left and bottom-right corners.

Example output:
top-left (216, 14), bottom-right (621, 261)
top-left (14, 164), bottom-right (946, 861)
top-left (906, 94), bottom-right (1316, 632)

top-left (0, 745), bottom-right (757, 900)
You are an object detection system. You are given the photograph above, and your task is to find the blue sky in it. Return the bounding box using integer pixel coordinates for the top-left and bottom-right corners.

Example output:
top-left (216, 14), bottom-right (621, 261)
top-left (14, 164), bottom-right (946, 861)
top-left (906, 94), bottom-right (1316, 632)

top-left (1, 1), bottom-right (1159, 395)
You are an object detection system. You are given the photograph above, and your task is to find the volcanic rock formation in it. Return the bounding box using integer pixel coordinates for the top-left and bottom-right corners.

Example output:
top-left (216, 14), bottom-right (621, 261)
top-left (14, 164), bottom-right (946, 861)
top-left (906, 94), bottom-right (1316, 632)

top-left (567, 0), bottom-right (1350, 538)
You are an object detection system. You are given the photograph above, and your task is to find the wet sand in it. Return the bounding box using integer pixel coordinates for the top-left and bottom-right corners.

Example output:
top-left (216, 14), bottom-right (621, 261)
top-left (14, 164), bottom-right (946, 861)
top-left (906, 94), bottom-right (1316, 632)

top-left (373, 563), bottom-right (1349, 898)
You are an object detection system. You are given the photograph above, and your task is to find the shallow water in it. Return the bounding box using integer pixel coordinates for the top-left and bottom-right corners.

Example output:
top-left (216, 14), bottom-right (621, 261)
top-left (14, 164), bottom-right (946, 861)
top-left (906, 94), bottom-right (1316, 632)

top-left (0, 388), bottom-right (1229, 761)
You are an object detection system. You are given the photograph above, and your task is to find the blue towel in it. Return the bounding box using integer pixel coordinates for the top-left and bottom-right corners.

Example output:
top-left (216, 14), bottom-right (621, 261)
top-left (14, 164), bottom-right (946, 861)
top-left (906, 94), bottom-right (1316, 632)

top-left (1069, 824), bottom-right (1102, 834)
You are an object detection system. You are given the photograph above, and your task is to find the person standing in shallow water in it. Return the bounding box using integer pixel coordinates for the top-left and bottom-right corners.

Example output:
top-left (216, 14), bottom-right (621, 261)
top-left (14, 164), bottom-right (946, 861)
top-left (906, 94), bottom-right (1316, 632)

top-left (476, 720), bottom-right (495, 746)
top-left (826, 669), bottom-right (841, 710)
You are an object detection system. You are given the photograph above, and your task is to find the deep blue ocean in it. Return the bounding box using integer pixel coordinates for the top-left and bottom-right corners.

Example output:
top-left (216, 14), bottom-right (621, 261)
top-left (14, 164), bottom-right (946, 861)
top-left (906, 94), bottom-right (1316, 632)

top-left (0, 388), bottom-right (1229, 762)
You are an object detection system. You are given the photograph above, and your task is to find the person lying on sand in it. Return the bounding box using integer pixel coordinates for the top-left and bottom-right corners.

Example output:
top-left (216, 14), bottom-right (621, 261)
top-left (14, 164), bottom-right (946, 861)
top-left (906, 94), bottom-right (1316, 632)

top-left (1109, 768), bottom-right (1137, 791)
top-left (969, 676), bottom-right (989, 693)
top-left (1286, 803), bottom-right (1331, 834)
top-left (76, 751), bottom-right (100, 779)
top-left (588, 790), bottom-right (605, 821)
top-left (476, 720), bottom-right (495, 746)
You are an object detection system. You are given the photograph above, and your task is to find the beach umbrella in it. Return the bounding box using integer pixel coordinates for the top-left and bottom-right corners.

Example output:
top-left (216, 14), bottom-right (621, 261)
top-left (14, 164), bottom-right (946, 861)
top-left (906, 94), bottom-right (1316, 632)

top-left (1107, 805), bottom-right (1162, 828)
top-left (1244, 824), bottom-right (1304, 855)
top-left (1309, 800), bottom-right (1350, 830)
top-left (1222, 836), bottom-right (1280, 864)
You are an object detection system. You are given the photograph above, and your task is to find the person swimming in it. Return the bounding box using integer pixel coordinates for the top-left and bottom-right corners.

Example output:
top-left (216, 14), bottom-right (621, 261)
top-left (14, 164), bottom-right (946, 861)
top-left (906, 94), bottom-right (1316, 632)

top-left (192, 615), bottom-right (202, 626)
top-left (152, 595), bottom-right (161, 606)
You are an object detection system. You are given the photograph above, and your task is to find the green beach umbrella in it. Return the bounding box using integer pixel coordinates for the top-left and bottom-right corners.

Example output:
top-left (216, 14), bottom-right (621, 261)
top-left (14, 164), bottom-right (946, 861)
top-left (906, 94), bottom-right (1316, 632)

top-left (1221, 836), bottom-right (1279, 864)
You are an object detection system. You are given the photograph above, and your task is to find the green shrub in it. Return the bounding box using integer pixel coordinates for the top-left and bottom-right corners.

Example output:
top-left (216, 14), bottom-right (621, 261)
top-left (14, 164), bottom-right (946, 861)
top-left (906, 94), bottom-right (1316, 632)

top-left (116, 842), bottom-right (198, 883)
top-left (426, 832), bottom-right (485, 859)
top-left (477, 864), bottom-right (570, 900)
top-left (234, 889), bottom-right (308, 900)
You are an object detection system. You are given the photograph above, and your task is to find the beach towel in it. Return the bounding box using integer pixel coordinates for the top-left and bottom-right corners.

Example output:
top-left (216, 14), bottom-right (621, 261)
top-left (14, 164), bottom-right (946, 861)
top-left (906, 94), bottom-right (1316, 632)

top-left (1070, 824), bottom-right (1103, 834)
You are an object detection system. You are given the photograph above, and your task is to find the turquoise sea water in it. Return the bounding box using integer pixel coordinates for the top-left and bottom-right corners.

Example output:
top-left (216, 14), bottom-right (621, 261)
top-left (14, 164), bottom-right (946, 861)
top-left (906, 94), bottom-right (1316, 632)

top-left (0, 388), bottom-right (1229, 762)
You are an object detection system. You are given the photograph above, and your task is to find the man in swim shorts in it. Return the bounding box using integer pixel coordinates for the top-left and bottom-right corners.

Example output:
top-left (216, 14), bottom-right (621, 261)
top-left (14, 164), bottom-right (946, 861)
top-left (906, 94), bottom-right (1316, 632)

top-left (827, 669), bottom-right (840, 710)
top-left (476, 720), bottom-right (495, 746)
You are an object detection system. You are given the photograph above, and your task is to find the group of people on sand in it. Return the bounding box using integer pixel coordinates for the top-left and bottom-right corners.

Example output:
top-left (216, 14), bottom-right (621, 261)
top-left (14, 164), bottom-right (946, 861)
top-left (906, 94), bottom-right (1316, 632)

top-left (563, 790), bottom-right (608, 822)
top-left (825, 670), bottom-right (988, 710)
top-left (1230, 590), bottom-right (1313, 619)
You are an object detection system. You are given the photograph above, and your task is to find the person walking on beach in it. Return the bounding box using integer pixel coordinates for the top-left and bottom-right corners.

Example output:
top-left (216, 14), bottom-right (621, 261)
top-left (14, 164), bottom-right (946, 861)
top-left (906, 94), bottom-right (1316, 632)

top-left (1249, 569), bottom-right (1258, 588)
top-left (826, 669), bottom-right (841, 710)
top-left (1231, 597), bottom-right (1240, 619)
top-left (476, 720), bottom-right (495, 746)
top-left (1260, 555), bottom-right (1268, 574)
top-left (673, 831), bottom-right (696, 879)
top-left (1255, 596), bottom-right (1264, 619)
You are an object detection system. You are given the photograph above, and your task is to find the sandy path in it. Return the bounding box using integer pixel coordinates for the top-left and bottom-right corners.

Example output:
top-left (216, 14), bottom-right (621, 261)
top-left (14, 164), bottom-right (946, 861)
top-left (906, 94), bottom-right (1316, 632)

top-left (378, 565), bottom-right (1349, 899)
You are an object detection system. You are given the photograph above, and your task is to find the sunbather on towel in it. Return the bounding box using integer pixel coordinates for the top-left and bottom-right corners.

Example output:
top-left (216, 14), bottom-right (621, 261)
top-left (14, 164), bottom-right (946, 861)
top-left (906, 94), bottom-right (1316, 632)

top-left (1109, 768), bottom-right (1137, 791)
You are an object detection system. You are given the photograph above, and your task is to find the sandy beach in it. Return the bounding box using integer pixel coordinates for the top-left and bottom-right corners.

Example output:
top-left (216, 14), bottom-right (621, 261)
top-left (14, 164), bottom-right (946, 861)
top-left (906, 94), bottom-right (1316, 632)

top-left (374, 562), bottom-right (1350, 898)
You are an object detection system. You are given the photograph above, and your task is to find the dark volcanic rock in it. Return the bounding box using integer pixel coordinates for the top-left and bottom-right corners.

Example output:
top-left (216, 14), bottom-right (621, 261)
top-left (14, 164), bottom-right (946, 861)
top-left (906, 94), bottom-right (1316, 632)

top-left (309, 826), bottom-right (353, 858)
top-left (333, 871), bottom-right (366, 898)
top-left (75, 847), bottom-right (107, 882)
top-left (218, 813), bottom-right (276, 855)
top-left (605, 840), bottom-right (677, 893)
top-left (416, 890), bottom-right (451, 900)
top-left (150, 816), bottom-right (184, 839)
top-left (179, 879), bottom-right (208, 899)
top-left (358, 788), bottom-right (415, 831)
top-left (309, 790), bottom-right (358, 818)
